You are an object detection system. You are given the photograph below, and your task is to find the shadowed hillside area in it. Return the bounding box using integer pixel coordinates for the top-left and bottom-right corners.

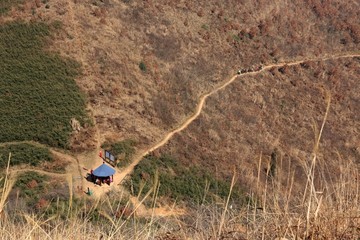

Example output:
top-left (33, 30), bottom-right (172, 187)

top-left (0, 0), bottom-right (359, 239)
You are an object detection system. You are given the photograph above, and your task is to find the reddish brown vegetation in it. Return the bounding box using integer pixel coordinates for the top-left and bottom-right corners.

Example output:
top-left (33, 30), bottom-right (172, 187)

top-left (27, 180), bottom-right (38, 189)
top-left (26, 0), bottom-right (356, 153)
top-left (160, 59), bottom-right (360, 195)
top-left (35, 198), bottom-right (49, 210)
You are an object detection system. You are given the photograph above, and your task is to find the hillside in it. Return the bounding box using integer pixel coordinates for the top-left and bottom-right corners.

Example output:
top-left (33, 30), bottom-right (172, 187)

top-left (4, 0), bottom-right (357, 149)
top-left (0, 21), bottom-right (88, 148)
top-left (0, 0), bottom-right (359, 239)
top-left (159, 57), bottom-right (360, 193)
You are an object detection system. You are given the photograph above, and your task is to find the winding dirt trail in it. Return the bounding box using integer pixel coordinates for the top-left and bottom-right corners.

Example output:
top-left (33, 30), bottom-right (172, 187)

top-left (0, 140), bottom-right (48, 148)
top-left (1, 53), bottom-right (359, 217)
top-left (115, 53), bottom-right (360, 184)
top-left (9, 168), bottom-right (67, 178)
top-left (2, 53), bottom-right (359, 200)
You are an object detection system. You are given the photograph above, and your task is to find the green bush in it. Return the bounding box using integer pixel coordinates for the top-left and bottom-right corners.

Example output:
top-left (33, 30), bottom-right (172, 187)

top-left (139, 61), bottom-right (146, 72)
top-left (201, 24), bottom-right (209, 30)
top-left (126, 154), bottom-right (247, 205)
top-left (102, 140), bottom-right (135, 167)
top-left (15, 171), bottom-right (48, 188)
top-left (0, 22), bottom-right (88, 148)
top-left (0, 143), bottom-right (53, 168)
top-left (13, 171), bottom-right (49, 211)
top-left (51, 20), bottom-right (63, 30)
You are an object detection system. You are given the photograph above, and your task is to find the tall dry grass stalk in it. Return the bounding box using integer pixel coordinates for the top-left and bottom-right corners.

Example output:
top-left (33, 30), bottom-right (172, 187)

top-left (236, 91), bottom-right (360, 239)
top-left (0, 153), bottom-right (15, 215)
top-left (67, 173), bottom-right (73, 218)
top-left (304, 90), bottom-right (331, 235)
top-left (1, 146), bottom-right (359, 240)
top-left (218, 170), bottom-right (236, 238)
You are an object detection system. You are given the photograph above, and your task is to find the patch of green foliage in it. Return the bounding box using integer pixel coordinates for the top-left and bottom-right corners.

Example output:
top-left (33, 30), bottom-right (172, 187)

top-left (139, 61), bottom-right (146, 72)
top-left (0, 22), bottom-right (88, 148)
top-left (14, 171), bottom-right (76, 217)
top-left (126, 154), bottom-right (247, 205)
top-left (14, 171), bottom-right (52, 213)
top-left (232, 34), bottom-right (241, 42)
top-left (102, 140), bottom-right (135, 167)
top-left (51, 20), bottom-right (63, 30)
top-left (44, 197), bottom-right (84, 220)
top-left (0, 143), bottom-right (52, 168)
top-left (0, 0), bottom-right (23, 15)
top-left (15, 171), bottom-right (48, 200)
top-left (201, 24), bottom-right (209, 30)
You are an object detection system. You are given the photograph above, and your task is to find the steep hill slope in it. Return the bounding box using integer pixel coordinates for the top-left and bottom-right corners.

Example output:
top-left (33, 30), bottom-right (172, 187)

top-left (7, 0), bottom-right (358, 152)
top-left (159, 57), bottom-right (360, 194)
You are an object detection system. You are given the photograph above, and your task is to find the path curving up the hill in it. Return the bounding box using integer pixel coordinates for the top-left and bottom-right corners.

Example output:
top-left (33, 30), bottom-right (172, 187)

top-left (1, 52), bottom-right (359, 219)
top-left (2, 53), bottom-right (359, 201)
top-left (115, 53), bottom-right (360, 184)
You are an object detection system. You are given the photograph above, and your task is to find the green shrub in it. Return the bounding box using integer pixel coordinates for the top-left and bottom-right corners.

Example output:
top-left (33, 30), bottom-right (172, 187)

top-left (15, 171), bottom-right (48, 188)
top-left (102, 140), bottom-right (135, 167)
top-left (51, 20), bottom-right (63, 30)
top-left (0, 143), bottom-right (53, 168)
top-left (0, 22), bottom-right (88, 148)
top-left (15, 171), bottom-right (48, 199)
top-left (13, 171), bottom-right (49, 211)
top-left (201, 24), bottom-right (209, 30)
top-left (139, 61), bottom-right (146, 72)
top-left (126, 154), bottom-right (247, 205)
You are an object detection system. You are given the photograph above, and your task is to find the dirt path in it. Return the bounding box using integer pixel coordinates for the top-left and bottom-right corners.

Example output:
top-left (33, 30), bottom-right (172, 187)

top-left (2, 53), bottom-right (359, 202)
top-left (115, 53), bottom-right (360, 184)
top-left (0, 140), bottom-right (48, 148)
top-left (9, 168), bottom-right (67, 178)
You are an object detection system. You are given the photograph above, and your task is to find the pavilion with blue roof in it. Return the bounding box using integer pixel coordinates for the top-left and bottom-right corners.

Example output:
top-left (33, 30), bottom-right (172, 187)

top-left (93, 163), bottom-right (116, 177)
top-left (90, 163), bottom-right (116, 185)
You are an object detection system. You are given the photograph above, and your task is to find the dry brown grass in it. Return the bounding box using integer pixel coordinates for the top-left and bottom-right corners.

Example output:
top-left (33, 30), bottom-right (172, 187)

top-left (1, 121), bottom-right (359, 239)
top-left (5, 0), bottom-right (357, 152)
top-left (1, 0), bottom-right (359, 239)
top-left (176, 93), bottom-right (359, 239)
top-left (0, 153), bottom-right (15, 215)
top-left (161, 57), bottom-right (360, 197)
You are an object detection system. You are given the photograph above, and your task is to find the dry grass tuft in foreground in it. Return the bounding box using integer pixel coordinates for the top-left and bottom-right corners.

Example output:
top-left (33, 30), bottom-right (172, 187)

top-left (1, 153), bottom-right (359, 239)
top-left (181, 95), bottom-right (360, 239)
